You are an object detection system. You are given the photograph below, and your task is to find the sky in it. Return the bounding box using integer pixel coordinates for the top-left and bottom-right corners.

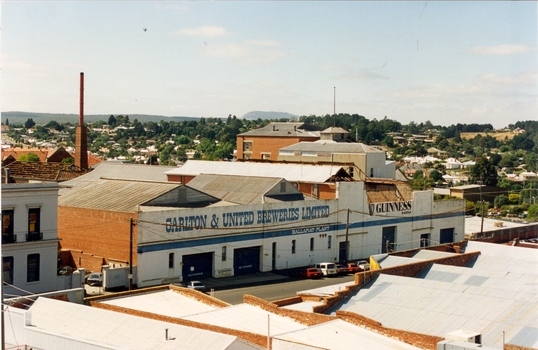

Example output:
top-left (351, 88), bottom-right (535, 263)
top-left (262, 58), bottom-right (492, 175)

top-left (1, 1), bottom-right (537, 128)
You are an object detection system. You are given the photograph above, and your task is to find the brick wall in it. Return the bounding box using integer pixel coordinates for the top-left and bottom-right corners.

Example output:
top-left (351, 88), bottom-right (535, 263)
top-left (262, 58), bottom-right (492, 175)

top-left (60, 249), bottom-right (105, 272)
top-left (58, 206), bottom-right (137, 268)
top-left (337, 310), bottom-right (443, 349)
top-left (236, 135), bottom-right (318, 161)
top-left (244, 294), bottom-right (334, 326)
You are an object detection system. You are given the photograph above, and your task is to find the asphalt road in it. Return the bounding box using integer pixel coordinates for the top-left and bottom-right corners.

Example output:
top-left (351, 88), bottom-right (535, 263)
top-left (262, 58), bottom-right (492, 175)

top-left (212, 274), bottom-right (355, 305)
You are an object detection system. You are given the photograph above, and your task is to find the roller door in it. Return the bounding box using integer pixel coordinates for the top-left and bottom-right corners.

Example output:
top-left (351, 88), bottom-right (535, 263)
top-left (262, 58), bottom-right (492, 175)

top-left (233, 246), bottom-right (260, 275)
top-left (182, 252), bottom-right (213, 281)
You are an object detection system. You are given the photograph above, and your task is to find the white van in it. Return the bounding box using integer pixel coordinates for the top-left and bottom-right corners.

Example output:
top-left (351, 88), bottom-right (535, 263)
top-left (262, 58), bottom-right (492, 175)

top-left (315, 262), bottom-right (337, 276)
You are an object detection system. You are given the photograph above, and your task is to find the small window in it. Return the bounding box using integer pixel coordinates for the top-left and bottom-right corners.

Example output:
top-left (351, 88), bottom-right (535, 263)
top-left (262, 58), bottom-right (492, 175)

top-left (349, 167), bottom-right (354, 177)
top-left (2, 210), bottom-right (14, 243)
top-left (327, 235), bottom-right (332, 249)
top-left (243, 141), bottom-right (252, 151)
top-left (168, 252), bottom-right (174, 269)
top-left (28, 207), bottom-right (40, 233)
top-left (370, 168), bottom-right (374, 177)
top-left (291, 240), bottom-right (296, 254)
top-left (310, 237), bottom-right (315, 252)
top-left (3, 257), bottom-right (14, 284)
top-left (222, 246), bottom-right (227, 261)
top-left (262, 153), bottom-right (271, 160)
top-left (27, 254), bottom-right (40, 283)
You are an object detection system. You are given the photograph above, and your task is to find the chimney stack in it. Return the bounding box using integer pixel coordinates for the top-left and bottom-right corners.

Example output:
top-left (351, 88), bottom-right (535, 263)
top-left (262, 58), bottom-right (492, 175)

top-left (75, 72), bottom-right (89, 169)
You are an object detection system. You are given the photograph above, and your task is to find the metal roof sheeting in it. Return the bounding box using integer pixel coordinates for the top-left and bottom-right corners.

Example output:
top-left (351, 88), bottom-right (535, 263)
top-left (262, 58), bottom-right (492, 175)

top-left (25, 297), bottom-right (256, 350)
top-left (335, 242), bottom-right (538, 349)
top-left (165, 160), bottom-right (348, 183)
top-left (279, 141), bottom-right (383, 154)
top-left (59, 178), bottom-right (181, 212)
top-left (272, 319), bottom-right (421, 350)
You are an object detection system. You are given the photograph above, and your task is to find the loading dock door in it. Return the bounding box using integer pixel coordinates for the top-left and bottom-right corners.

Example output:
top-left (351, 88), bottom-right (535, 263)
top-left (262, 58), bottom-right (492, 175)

top-left (382, 226), bottom-right (396, 253)
top-left (182, 252), bottom-right (213, 281)
top-left (234, 246), bottom-right (261, 275)
top-left (440, 228), bottom-right (454, 244)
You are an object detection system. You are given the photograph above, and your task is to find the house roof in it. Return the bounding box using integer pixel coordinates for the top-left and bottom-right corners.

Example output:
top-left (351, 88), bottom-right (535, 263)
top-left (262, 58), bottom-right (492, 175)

top-left (24, 297), bottom-right (253, 350)
top-left (58, 178), bottom-right (218, 212)
top-left (238, 122), bottom-right (322, 138)
top-left (2, 161), bottom-right (90, 183)
top-left (186, 174), bottom-right (305, 204)
top-left (165, 160), bottom-right (351, 183)
top-left (279, 141), bottom-right (383, 154)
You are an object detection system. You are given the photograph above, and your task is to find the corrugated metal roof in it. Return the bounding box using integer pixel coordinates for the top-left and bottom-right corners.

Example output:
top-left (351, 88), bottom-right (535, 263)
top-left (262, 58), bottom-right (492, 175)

top-left (99, 290), bottom-right (219, 317)
top-left (165, 160), bottom-right (348, 183)
top-left (59, 178), bottom-right (181, 212)
top-left (25, 297), bottom-right (254, 349)
top-left (182, 303), bottom-right (307, 336)
top-left (186, 174), bottom-right (303, 204)
top-left (59, 162), bottom-right (176, 191)
top-left (334, 242), bottom-right (538, 349)
top-left (279, 141), bottom-right (383, 154)
top-left (272, 319), bottom-right (421, 350)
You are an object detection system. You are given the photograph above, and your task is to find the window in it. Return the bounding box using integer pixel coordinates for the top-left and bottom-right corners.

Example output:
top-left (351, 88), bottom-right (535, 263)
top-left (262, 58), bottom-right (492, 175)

top-left (262, 153), bottom-right (271, 160)
top-left (370, 168), bottom-right (374, 177)
top-left (280, 182), bottom-right (286, 193)
top-left (349, 167), bottom-right (354, 177)
top-left (291, 240), bottom-right (296, 254)
top-left (222, 246), bottom-right (227, 261)
top-left (328, 235), bottom-right (332, 249)
top-left (27, 254), bottom-right (40, 283)
top-left (28, 207), bottom-right (40, 233)
top-left (168, 252), bottom-right (174, 269)
top-left (310, 237), bottom-right (315, 252)
top-left (2, 209), bottom-right (15, 243)
top-left (243, 141), bottom-right (252, 151)
top-left (3, 257), bottom-right (14, 284)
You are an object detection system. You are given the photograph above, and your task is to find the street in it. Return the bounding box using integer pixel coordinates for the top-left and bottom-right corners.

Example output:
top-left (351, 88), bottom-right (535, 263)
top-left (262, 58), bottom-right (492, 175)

top-left (212, 274), bottom-right (355, 305)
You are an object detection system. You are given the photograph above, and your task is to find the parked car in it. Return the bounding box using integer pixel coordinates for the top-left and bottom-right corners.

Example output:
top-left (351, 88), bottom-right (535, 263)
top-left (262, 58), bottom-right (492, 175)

top-left (335, 264), bottom-right (350, 275)
top-left (86, 272), bottom-right (102, 286)
top-left (302, 267), bottom-right (322, 279)
top-left (315, 262), bottom-right (338, 276)
top-left (346, 262), bottom-right (362, 273)
top-left (185, 280), bottom-right (206, 292)
top-left (358, 260), bottom-right (370, 271)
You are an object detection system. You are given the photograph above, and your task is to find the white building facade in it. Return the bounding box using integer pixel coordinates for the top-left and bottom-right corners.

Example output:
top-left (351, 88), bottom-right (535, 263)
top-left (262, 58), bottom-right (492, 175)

top-left (135, 182), bottom-right (465, 288)
top-left (2, 183), bottom-right (60, 296)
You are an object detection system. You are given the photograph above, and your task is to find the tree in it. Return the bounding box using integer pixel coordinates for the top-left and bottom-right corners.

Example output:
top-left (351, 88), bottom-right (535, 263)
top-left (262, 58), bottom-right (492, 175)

top-left (108, 115), bottom-right (117, 127)
top-left (508, 193), bottom-right (520, 205)
top-left (494, 194), bottom-right (509, 208)
top-left (18, 153), bottom-right (40, 162)
top-left (24, 118), bottom-right (36, 129)
top-left (469, 156), bottom-right (497, 186)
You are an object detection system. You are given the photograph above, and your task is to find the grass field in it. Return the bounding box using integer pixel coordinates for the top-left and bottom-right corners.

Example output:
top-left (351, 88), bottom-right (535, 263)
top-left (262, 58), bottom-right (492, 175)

top-left (460, 131), bottom-right (516, 141)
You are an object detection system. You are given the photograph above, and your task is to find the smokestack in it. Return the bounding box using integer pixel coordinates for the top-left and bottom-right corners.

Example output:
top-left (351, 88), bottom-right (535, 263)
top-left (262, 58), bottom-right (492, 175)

top-left (75, 72), bottom-right (89, 169)
top-left (79, 72), bottom-right (84, 125)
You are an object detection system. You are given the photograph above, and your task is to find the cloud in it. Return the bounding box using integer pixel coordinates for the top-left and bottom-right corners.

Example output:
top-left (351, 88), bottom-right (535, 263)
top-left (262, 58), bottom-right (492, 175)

top-left (205, 40), bottom-right (286, 64)
top-left (175, 26), bottom-right (230, 38)
top-left (468, 44), bottom-right (533, 55)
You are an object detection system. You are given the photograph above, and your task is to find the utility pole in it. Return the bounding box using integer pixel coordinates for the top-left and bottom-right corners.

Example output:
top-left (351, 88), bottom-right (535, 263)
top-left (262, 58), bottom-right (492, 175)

top-left (129, 218), bottom-right (135, 290)
top-left (478, 180), bottom-right (484, 235)
top-left (333, 86), bottom-right (336, 127)
top-left (344, 208), bottom-right (350, 262)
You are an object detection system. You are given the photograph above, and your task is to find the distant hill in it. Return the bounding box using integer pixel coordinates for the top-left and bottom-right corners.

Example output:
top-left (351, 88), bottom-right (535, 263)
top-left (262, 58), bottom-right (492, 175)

top-left (242, 111), bottom-right (299, 120)
top-left (1, 111), bottom-right (200, 125)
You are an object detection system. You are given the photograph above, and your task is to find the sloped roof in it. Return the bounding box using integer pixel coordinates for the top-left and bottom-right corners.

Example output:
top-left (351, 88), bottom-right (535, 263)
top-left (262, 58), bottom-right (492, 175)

top-left (59, 162), bottom-right (175, 189)
top-left (1, 147), bottom-right (50, 162)
top-left (165, 160), bottom-right (351, 183)
top-left (186, 174), bottom-right (304, 204)
top-left (320, 127), bottom-right (349, 134)
top-left (24, 297), bottom-right (252, 350)
top-left (280, 141), bottom-right (383, 154)
top-left (336, 242), bottom-right (538, 349)
top-left (272, 319), bottom-right (420, 350)
top-left (58, 178), bottom-right (218, 212)
top-left (3, 161), bottom-right (90, 183)
top-left (238, 122), bottom-right (321, 137)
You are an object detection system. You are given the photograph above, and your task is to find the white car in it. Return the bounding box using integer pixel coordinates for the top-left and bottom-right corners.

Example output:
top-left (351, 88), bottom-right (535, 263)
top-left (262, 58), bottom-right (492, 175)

top-left (358, 260), bottom-right (370, 271)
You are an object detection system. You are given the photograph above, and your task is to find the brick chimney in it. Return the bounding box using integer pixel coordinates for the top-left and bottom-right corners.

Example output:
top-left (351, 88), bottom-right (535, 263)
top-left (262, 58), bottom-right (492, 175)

top-left (75, 72), bottom-right (89, 169)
